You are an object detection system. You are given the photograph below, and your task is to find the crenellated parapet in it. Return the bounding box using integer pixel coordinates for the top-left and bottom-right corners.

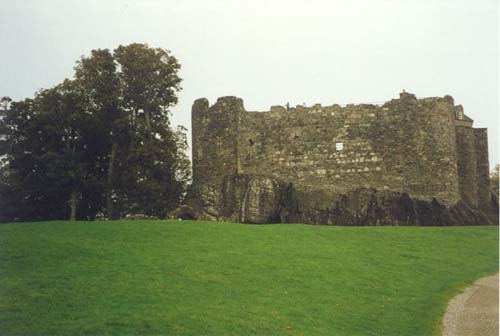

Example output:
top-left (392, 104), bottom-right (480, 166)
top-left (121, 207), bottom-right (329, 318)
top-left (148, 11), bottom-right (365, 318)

top-left (188, 91), bottom-right (492, 224)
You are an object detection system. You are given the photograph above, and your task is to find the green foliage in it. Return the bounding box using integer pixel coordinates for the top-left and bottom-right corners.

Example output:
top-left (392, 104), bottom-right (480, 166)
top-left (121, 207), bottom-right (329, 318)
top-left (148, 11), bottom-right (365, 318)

top-left (491, 164), bottom-right (499, 198)
top-left (113, 43), bottom-right (181, 134)
top-left (0, 89), bottom-right (82, 220)
top-left (0, 221), bottom-right (497, 335)
top-left (0, 44), bottom-right (188, 221)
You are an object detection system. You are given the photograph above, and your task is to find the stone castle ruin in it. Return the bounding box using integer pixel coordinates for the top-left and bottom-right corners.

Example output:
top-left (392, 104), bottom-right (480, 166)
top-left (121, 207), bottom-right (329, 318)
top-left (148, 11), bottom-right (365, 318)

top-left (182, 91), bottom-right (496, 225)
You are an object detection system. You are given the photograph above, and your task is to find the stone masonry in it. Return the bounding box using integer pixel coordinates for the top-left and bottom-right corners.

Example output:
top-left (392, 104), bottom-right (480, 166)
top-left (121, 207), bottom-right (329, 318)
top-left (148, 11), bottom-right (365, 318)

top-left (183, 91), bottom-right (495, 225)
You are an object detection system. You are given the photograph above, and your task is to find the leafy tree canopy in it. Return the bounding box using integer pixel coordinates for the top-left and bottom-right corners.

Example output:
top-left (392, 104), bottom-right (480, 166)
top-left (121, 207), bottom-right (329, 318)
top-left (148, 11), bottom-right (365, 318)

top-left (0, 43), bottom-right (189, 221)
top-left (491, 164), bottom-right (499, 199)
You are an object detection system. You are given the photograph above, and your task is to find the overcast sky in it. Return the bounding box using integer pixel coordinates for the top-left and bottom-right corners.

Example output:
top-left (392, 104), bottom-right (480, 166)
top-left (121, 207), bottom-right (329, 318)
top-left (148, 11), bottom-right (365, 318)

top-left (1, 0), bottom-right (499, 166)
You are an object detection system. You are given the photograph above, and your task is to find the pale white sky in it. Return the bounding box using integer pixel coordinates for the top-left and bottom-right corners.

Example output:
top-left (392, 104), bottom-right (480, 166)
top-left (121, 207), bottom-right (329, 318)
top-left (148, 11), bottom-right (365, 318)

top-left (1, 0), bottom-right (499, 166)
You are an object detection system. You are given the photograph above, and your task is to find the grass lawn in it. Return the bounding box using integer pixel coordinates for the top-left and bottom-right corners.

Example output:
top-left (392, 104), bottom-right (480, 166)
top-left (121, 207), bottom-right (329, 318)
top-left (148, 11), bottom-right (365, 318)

top-left (0, 221), bottom-right (498, 336)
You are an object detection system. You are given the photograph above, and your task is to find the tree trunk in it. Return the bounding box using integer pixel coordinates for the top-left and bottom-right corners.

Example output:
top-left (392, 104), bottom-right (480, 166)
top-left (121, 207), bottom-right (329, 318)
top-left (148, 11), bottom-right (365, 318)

top-left (106, 142), bottom-right (118, 220)
top-left (69, 190), bottom-right (79, 221)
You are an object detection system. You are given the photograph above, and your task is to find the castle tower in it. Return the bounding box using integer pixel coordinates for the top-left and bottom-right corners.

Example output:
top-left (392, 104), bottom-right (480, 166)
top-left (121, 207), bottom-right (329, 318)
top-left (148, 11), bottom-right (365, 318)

top-left (454, 105), bottom-right (490, 209)
top-left (191, 96), bottom-right (243, 187)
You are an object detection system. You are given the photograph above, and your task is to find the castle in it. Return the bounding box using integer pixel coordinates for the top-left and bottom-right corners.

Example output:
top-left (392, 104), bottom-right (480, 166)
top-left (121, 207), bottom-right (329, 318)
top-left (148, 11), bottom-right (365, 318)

top-left (184, 91), bottom-right (493, 225)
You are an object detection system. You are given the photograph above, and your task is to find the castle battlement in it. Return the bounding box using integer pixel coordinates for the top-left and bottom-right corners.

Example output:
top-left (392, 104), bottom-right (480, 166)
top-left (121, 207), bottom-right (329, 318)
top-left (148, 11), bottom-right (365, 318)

top-left (188, 91), bottom-right (490, 224)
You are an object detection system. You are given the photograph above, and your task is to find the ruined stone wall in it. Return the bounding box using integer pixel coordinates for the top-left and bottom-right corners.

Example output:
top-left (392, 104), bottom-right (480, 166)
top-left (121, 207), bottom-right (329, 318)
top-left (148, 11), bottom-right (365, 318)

top-left (237, 94), bottom-right (460, 204)
top-left (474, 128), bottom-right (490, 210)
top-left (455, 125), bottom-right (490, 210)
top-left (188, 92), bottom-right (492, 225)
top-left (455, 126), bottom-right (479, 206)
top-left (191, 97), bottom-right (244, 220)
top-left (192, 97), bottom-right (242, 186)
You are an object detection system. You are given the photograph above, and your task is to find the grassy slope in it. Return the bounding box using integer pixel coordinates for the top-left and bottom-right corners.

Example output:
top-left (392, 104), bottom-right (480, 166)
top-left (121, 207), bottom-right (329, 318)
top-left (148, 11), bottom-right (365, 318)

top-left (0, 221), bottom-right (497, 336)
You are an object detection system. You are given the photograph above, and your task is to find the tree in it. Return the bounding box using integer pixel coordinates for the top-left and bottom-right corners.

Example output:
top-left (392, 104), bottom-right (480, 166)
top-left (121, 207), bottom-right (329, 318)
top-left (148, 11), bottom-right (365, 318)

top-left (0, 82), bottom-right (106, 221)
top-left (113, 43), bottom-right (181, 135)
top-left (115, 125), bottom-right (191, 218)
top-left (74, 48), bottom-right (123, 219)
top-left (0, 43), bottom-right (187, 221)
top-left (0, 97), bottom-right (21, 221)
top-left (114, 44), bottom-right (184, 218)
top-left (491, 164), bottom-right (499, 199)
top-left (74, 43), bottom-right (184, 219)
